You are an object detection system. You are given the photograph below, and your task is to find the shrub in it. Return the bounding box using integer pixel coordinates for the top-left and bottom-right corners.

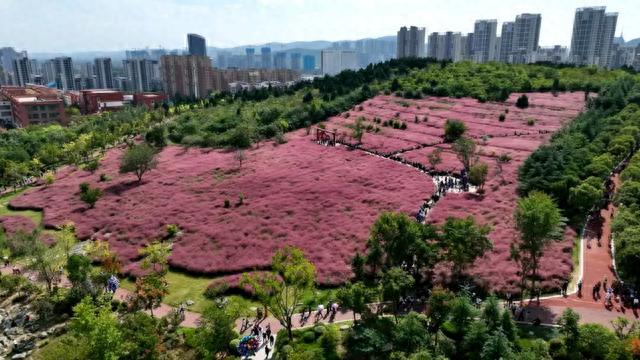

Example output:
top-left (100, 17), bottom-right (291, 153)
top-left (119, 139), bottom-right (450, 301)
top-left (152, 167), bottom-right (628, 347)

top-left (80, 186), bottom-right (102, 209)
top-left (166, 224), bottom-right (180, 238)
top-left (83, 159), bottom-right (99, 173)
top-left (516, 94), bottom-right (529, 109)
top-left (43, 171), bottom-right (55, 186)
top-left (237, 193), bottom-right (245, 206)
top-left (79, 182), bottom-right (90, 194)
top-left (400, 122), bottom-right (408, 130)
top-left (224, 199), bottom-right (231, 208)
top-left (314, 324), bottom-right (326, 337)
top-left (302, 330), bottom-right (316, 343)
top-left (499, 113), bottom-right (506, 122)
top-left (527, 118), bottom-right (536, 126)
top-left (344, 112), bottom-right (350, 118)
top-left (99, 173), bottom-right (110, 182)
top-left (444, 119), bottom-right (466, 142)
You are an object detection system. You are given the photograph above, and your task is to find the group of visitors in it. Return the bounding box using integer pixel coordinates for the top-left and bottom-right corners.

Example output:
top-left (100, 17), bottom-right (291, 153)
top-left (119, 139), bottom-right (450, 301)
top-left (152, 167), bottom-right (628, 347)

top-left (248, 323), bottom-right (274, 358)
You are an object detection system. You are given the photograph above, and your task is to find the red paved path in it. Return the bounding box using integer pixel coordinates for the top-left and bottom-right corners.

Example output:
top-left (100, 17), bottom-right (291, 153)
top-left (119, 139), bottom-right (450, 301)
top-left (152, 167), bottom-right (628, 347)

top-left (525, 174), bottom-right (638, 327)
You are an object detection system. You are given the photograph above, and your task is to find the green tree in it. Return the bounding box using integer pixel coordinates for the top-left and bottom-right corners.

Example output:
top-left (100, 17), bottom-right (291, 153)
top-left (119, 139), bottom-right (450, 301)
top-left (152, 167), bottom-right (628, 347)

top-left (514, 191), bottom-right (563, 299)
top-left (481, 296), bottom-right (501, 332)
top-left (463, 321), bottom-right (489, 360)
top-left (427, 286), bottom-right (454, 348)
top-left (57, 222), bottom-right (77, 261)
top-left (193, 304), bottom-right (238, 359)
top-left (444, 119), bottom-right (467, 143)
top-left (145, 124), bottom-right (167, 148)
top-left (452, 137), bottom-right (477, 170)
top-left (393, 312), bottom-right (430, 354)
top-left (336, 282), bottom-right (374, 322)
top-left (578, 323), bottom-right (620, 359)
top-left (365, 212), bottom-right (439, 280)
top-left (441, 216), bottom-right (492, 280)
top-left (70, 296), bottom-right (124, 360)
top-left (481, 330), bottom-right (514, 360)
top-left (119, 143), bottom-right (158, 183)
top-left (500, 310), bottom-right (517, 342)
top-left (558, 308), bottom-right (580, 354)
top-left (26, 237), bottom-right (63, 293)
top-left (242, 246), bottom-right (316, 340)
top-left (569, 178), bottom-right (603, 214)
top-left (382, 267), bottom-right (415, 322)
top-left (67, 254), bottom-right (94, 299)
top-left (120, 312), bottom-right (162, 360)
top-left (132, 241), bottom-right (171, 316)
top-left (469, 162), bottom-right (489, 191)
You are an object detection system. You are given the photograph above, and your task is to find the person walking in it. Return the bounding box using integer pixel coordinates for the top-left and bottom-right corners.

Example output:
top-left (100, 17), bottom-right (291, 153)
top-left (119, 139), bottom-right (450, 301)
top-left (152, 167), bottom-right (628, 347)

top-left (577, 279), bottom-right (583, 298)
top-left (264, 345), bottom-right (271, 359)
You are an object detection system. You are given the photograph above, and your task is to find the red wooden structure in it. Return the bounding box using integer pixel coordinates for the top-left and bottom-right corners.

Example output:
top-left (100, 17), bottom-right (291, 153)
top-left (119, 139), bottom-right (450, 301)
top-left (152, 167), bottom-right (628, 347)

top-left (315, 127), bottom-right (336, 146)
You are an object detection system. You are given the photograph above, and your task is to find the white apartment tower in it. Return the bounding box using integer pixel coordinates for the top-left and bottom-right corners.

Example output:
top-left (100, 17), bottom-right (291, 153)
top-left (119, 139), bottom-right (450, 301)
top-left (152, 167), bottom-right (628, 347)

top-left (397, 26), bottom-right (426, 58)
top-left (472, 20), bottom-right (497, 63)
top-left (570, 6), bottom-right (618, 68)
top-left (427, 32), bottom-right (462, 62)
top-left (321, 50), bottom-right (358, 76)
top-left (511, 13), bottom-right (542, 64)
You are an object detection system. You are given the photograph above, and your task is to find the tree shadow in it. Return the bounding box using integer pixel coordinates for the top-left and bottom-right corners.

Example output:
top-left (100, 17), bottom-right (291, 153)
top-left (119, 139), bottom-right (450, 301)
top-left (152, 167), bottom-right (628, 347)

top-left (103, 180), bottom-right (143, 196)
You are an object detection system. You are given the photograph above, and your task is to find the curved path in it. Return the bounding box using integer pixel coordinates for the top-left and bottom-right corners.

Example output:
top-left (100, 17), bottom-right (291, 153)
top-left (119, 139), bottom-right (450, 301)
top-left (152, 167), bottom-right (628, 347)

top-left (524, 174), bottom-right (639, 327)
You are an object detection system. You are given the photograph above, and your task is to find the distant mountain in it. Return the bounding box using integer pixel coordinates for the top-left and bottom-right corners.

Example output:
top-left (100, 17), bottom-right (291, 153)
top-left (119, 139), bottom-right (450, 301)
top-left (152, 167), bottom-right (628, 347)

top-left (30, 50), bottom-right (127, 63)
top-left (627, 38), bottom-right (640, 47)
top-left (208, 35), bottom-right (395, 55)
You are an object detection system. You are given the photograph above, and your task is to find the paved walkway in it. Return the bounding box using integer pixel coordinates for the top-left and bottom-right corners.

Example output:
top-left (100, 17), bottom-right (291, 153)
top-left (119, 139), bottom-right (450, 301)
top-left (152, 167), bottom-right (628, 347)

top-left (522, 174), bottom-right (639, 327)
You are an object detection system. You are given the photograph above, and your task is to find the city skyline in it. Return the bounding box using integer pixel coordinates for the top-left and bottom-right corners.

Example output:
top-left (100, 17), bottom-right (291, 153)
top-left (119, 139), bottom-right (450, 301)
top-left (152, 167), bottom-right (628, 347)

top-left (2, 0), bottom-right (639, 53)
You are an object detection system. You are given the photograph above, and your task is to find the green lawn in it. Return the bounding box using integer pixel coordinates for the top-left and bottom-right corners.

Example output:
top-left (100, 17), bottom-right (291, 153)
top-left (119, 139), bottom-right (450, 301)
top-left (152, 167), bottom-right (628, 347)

top-left (516, 323), bottom-right (558, 350)
top-left (0, 188), bottom-right (43, 225)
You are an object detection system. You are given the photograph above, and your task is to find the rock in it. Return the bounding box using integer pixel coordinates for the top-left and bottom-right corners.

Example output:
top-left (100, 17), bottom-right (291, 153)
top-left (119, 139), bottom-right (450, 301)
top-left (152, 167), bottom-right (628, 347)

top-left (38, 332), bottom-right (47, 339)
top-left (186, 300), bottom-right (194, 306)
top-left (11, 353), bottom-right (27, 360)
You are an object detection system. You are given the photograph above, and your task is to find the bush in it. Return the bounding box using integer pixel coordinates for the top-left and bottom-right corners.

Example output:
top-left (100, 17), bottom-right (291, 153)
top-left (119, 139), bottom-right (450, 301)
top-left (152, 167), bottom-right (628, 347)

top-left (166, 224), bottom-right (180, 238)
top-left (499, 113), bottom-right (506, 122)
top-left (43, 171), bottom-right (55, 186)
top-left (79, 182), bottom-right (90, 193)
top-left (314, 324), bottom-right (327, 337)
top-left (526, 118), bottom-right (536, 126)
top-left (79, 184), bottom-right (102, 208)
top-left (99, 173), bottom-right (110, 182)
top-left (302, 330), bottom-right (317, 343)
top-left (444, 119), bottom-right (466, 142)
top-left (516, 94), bottom-right (529, 108)
top-left (224, 199), bottom-right (231, 208)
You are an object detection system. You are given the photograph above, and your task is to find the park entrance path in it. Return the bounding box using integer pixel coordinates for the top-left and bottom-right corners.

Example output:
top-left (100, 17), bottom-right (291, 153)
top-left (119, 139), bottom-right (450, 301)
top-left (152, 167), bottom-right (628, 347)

top-left (525, 174), bottom-right (639, 327)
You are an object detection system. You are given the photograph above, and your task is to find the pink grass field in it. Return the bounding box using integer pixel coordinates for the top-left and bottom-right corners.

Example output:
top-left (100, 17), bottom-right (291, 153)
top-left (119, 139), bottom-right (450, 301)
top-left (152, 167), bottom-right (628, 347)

top-left (10, 132), bottom-right (433, 285)
top-left (10, 91), bottom-right (585, 292)
top-left (323, 92), bottom-right (585, 293)
top-left (0, 215), bottom-right (37, 236)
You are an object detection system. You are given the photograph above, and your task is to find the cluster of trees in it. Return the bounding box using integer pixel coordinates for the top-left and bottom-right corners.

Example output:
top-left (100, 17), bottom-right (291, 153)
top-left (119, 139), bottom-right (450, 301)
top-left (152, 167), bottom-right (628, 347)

top-left (390, 61), bottom-right (627, 102)
top-left (612, 151), bottom-right (640, 288)
top-left (519, 76), bottom-right (640, 224)
top-left (0, 107), bottom-right (166, 191)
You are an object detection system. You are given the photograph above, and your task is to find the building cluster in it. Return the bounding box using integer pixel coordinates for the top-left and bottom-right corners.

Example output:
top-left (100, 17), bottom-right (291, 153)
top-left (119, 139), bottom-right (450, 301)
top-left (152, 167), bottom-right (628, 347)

top-left (402, 6), bottom-right (640, 70)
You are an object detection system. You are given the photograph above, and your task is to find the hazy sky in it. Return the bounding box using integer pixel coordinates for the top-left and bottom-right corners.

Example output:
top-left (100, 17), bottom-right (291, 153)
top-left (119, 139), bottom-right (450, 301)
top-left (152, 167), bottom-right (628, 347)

top-left (1, 0), bottom-right (637, 53)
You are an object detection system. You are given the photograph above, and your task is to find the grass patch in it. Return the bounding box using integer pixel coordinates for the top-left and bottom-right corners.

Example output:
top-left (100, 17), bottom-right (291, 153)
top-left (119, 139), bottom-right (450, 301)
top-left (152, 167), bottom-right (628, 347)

top-left (0, 188), bottom-right (43, 225)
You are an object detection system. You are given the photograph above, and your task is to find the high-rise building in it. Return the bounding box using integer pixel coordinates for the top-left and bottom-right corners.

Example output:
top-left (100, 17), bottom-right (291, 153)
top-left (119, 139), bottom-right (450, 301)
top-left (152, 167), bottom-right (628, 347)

top-left (274, 52), bottom-right (287, 69)
top-left (321, 50), bottom-right (358, 76)
top-left (94, 57), bottom-right (114, 89)
top-left (511, 13), bottom-right (542, 63)
top-left (123, 59), bottom-right (159, 92)
top-left (570, 6), bottom-right (618, 68)
top-left (187, 33), bottom-right (207, 56)
top-left (42, 60), bottom-right (57, 85)
top-left (245, 48), bottom-right (255, 69)
top-left (12, 55), bottom-right (32, 86)
top-left (0, 47), bottom-right (21, 85)
top-left (53, 57), bottom-right (74, 90)
top-left (499, 22), bottom-right (515, 63)
top-left (290, 53), bottom-right (302, 71)
top-left (160, 55), bottom-right (213, 99)
top-left (397, 26), bottom-right (426, 58)
top-left (427, 32), bottom-right (462, 62)
top-left (261, 47), bottom-right (272, 69)
top-left (303, 55), bottom-right (316, 72)
top-left (472, 19), bottom-right (498, 63)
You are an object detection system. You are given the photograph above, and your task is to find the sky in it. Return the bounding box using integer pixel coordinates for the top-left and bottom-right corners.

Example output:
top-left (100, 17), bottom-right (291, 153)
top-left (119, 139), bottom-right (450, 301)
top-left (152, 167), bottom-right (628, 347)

top-left (1, 0), bottom-right (638, 53)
